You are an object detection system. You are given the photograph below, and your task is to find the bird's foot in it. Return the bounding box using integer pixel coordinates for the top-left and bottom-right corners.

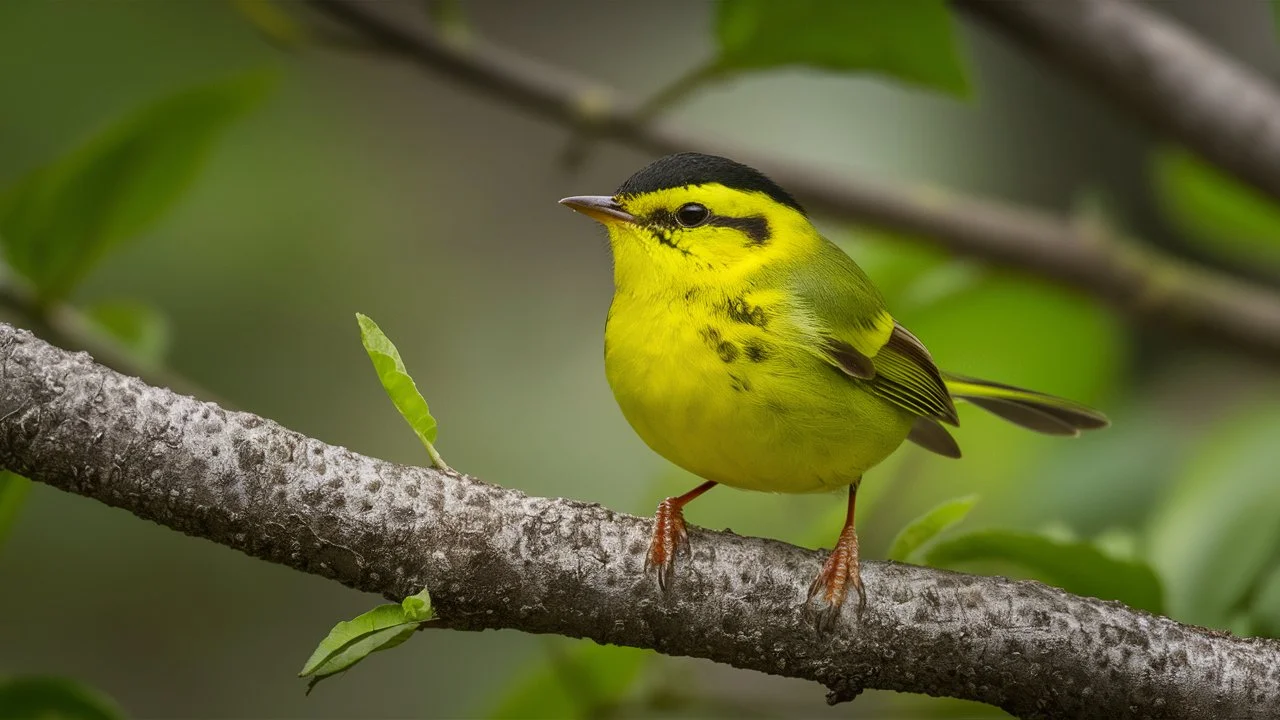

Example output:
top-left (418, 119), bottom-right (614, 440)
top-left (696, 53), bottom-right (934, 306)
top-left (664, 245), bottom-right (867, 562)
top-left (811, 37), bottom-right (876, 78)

top-left (806, 525), bottom-right (865, 634)
top-left (645, 497), bottom-right (690, 591)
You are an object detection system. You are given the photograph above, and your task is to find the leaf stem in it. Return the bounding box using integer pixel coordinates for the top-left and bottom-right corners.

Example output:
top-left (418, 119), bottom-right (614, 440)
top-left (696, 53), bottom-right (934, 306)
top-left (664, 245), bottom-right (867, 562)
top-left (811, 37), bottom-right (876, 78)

top-left (422, 440), bottom-right (450, 471)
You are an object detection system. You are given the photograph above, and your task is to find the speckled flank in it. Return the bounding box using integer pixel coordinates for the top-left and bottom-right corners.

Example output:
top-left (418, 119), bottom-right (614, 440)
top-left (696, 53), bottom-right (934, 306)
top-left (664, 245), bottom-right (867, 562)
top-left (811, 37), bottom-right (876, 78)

top-left (723, 297), bottom-right (769, 328)
top-left (744, 340), bottom-right (769, 363)
top-left (1, 322), bottom-right (1278, 719)
top-left (699, 327), bottom-right (739, 364)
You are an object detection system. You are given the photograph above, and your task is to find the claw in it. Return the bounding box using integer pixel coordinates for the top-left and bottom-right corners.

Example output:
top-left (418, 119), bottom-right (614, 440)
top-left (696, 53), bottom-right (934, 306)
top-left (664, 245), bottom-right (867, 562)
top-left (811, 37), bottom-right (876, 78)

top-left (646, 497), bottom-right (688, 591)
top-left (806, 483), bottom-right (864, 635)
top-left (806, 528), bottom-right (865, 634)
top-left (643, 481), bottom-right (717, 592)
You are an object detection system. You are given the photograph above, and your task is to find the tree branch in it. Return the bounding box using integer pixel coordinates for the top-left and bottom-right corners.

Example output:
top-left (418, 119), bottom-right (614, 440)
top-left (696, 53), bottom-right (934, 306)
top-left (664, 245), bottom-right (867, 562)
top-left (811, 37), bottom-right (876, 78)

top-left (303, 0), bottom-right (1280, 364)
top-left (956, 0), bottom-right (1280, 205)
top-left (3, 322), bottom-right (1277, 718)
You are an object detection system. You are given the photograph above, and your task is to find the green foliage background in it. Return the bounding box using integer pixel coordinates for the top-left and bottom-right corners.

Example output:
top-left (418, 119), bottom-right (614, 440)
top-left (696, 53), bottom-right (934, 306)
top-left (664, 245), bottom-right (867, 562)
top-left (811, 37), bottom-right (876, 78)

top-left (1, 0), bottom-right (1278, 718)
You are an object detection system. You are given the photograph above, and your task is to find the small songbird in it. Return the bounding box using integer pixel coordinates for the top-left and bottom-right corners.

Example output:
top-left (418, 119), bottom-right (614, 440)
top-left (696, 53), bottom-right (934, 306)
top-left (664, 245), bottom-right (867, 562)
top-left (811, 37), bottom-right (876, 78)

top-left (560, 152), bottom-right (1107, 627)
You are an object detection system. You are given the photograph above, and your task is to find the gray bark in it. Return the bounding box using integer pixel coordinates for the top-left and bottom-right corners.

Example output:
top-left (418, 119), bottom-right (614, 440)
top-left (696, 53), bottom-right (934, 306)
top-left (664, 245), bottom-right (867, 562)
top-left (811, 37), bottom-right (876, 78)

top-left (2, 321), bottom-right (1278, 719)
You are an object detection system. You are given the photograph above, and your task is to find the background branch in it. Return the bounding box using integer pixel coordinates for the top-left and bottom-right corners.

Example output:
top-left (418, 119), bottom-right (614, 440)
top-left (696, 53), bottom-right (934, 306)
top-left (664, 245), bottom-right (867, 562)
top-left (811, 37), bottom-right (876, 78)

top-left (2, 322), bottom-right (1277, 719)
top-left (305, 0), bottom-right (1280, 363)
top-left (0, 282), bottom-right (218, 403)
top-left (956, 0), bottom-right (1280, 205)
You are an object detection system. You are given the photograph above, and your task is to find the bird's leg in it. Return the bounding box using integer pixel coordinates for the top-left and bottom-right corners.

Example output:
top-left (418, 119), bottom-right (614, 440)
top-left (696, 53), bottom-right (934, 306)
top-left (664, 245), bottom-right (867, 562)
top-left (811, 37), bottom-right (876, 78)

top-left (646, 480), bottom-right (717, 591)
top-left (807, 479), bottom-right (865, 632)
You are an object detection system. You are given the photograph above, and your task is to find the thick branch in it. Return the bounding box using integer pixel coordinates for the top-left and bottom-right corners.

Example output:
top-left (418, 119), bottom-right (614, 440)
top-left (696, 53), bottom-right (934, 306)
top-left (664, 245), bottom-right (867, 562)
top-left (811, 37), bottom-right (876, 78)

top-left (957, 0), bottom-right (1280, 204)
top-left (304, 0), bottom-right (1280, 363)
top-left (3, 323), bottom-right (1278, 718)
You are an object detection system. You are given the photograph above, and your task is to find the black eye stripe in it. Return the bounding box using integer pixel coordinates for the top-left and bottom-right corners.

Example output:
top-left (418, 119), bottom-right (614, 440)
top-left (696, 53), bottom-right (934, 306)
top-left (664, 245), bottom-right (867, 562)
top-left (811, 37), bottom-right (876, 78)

top-left (638, 208), bottom-right (772, 246)
top-left (706, 215), bottom-right (771, 245)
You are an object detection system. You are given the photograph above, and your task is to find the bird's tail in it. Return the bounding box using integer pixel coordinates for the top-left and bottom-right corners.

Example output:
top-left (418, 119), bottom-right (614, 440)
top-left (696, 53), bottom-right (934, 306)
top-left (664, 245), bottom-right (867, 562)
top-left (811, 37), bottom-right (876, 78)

top-left (942, 373), bottom-right (1109, 436)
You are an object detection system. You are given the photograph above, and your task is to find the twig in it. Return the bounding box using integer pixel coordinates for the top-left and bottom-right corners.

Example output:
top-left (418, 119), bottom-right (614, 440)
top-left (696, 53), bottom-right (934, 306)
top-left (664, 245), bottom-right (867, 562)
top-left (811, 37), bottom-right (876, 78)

top-left (956, 0), bottom-right (1280, 205)
top-left (0, 282), bottom-right (222, 404)
top-left (303, 0), bottom-right (1280, 363)
top-left (2, 321), bottom-right (1277, 719)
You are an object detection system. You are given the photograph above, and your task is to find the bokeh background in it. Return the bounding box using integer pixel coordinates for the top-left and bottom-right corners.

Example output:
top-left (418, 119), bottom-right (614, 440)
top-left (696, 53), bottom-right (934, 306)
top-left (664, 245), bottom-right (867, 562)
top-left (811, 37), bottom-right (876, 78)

top-left (3, 1), bottom-right (1280, 717)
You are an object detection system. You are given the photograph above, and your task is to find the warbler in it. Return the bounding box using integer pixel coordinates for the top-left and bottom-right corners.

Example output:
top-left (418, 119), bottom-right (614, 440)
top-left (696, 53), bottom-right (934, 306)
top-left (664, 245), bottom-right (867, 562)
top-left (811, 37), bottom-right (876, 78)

top-left (560, 152), bottom-right (1107, 626)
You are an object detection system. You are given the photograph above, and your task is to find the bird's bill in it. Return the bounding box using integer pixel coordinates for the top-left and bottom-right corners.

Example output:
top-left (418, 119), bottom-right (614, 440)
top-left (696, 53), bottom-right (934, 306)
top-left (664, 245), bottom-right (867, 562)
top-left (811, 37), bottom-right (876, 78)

top-left (558, 195), bottom-right (635, 225)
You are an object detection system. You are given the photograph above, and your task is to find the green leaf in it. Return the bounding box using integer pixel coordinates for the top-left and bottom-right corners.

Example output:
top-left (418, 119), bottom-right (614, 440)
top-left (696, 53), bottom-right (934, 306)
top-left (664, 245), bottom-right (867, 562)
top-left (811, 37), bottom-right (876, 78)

top-left (887, 495), bottom-right (977, 563)
top-left (1151, 146), bottom-right (1280, 270)
top-left (0, 472), bottom-right (30, 550)
top-left (356, 313), bottom-right (447, 469)
top-left (83, 301), bottom-right (170, 367)
top-left (925, 528), bottom-right (1164, 614)
top-left (299, 588), bottom-right (433, 693)
top-left (1148, 400), bottom-right (1280, 628)
top-left (715, 0), bottom-right (970, 96)
top-left (489, 641), bottom-right (649, 719)
top-left (1248, 563), bottom-right (1280, 637)
top-left (0, 676), bottom-right (124, 720)
top-left (0, 71), bottom-right (275, 301)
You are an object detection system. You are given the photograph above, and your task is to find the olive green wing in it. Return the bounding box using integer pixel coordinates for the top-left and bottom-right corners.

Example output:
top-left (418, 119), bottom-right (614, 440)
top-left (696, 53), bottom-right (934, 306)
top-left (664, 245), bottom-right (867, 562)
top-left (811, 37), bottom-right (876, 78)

top-left (786, 237), bottom-right (960, 454)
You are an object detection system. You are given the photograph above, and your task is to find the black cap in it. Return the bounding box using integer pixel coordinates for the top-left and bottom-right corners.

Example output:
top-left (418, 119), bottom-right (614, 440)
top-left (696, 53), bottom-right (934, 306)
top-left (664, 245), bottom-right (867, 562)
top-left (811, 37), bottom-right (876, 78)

top-left (615, 152), bottom-right (805, 214)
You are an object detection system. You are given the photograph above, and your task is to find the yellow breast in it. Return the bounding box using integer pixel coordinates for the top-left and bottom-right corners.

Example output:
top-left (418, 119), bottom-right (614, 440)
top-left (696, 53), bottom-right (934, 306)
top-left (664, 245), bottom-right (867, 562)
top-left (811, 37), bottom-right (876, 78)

top-left (604, 287), bottom-right (913, 494)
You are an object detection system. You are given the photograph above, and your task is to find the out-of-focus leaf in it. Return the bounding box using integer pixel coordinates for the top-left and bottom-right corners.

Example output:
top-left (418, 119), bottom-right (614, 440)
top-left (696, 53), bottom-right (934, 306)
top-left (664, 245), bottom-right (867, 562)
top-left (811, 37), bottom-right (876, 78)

top-left (0, 72), bottom-right (275, 301)
top-left (0, 676), bottom-right (124, 720)
top-left (1017, 390), bottom-right (1183, 536)
top-left (356, 313), bottom-right (447, 469)
top-left (888, 495), bottom-right (977, 563)
top-left (299, 588), bottom-right (433, 693)
top-left (896, 261), bottom-right (987, 314)
top-left (925, 528), bottom-right (1164, 613)
top-left (1148, 401), bottom-right (1280, 628)
top-left (231, 0), bottom-right (308, 48)
top-left (715, 0), bottom-right (970, 96)
top-left (1152, 146), bottom-right (1280, 270)
top-left (489, 641), bottom-right (649, 720)
top-left (84, 300), bottom-right (169, 367)
top-left (0, 472), bottom-right (30, 549)
top-left (1248, 563), bottom-right (1280, 637)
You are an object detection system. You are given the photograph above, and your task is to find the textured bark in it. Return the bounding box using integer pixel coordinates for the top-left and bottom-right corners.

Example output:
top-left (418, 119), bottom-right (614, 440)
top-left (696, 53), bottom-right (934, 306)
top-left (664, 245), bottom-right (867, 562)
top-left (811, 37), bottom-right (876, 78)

top-left (958, 0), bottom-right (1280, 204)
top-left (3, 322), bottom-right (1279, 718)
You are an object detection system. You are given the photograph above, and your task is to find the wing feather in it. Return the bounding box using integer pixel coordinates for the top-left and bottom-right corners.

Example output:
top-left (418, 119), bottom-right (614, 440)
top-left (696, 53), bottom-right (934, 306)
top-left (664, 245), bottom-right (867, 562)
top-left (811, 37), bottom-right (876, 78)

top-left (906, 417), bottom-right (962, 458)
top-left (867, 324), bottom-right (959, 425)
top-left (785, 236), bottom-right (957, 425)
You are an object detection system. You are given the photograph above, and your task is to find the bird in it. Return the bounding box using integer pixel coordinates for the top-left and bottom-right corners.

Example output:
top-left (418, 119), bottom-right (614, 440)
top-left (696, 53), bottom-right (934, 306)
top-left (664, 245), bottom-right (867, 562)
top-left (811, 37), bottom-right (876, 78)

top-left (559, 152), bottom-right (1107, 628)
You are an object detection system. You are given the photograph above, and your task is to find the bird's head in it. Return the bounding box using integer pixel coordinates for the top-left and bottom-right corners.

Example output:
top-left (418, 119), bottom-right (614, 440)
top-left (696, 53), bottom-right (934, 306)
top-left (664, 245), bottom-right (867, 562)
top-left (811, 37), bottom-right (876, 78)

top-left (560, 153), bottom-right (815, 292)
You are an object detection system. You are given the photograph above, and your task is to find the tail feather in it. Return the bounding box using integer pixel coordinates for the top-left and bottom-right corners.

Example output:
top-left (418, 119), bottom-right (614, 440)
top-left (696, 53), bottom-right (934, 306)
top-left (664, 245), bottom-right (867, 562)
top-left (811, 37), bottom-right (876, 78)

top-left (942, 372), bottom-right (1109, 435)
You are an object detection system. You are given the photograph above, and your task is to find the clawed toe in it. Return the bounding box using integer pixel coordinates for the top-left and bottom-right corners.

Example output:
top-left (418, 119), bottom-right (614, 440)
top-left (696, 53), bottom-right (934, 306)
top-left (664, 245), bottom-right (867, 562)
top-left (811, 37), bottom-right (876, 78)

top-left (806, 525), bottom-right (865, 634)
top-left (645, 498), bottom-right (689, 591)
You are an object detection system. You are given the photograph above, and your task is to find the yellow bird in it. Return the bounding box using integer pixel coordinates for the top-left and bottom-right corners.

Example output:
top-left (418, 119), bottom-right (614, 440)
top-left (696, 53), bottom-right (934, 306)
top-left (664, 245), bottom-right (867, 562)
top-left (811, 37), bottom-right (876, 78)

top-left (560, 153), bottom-right (1107, 626)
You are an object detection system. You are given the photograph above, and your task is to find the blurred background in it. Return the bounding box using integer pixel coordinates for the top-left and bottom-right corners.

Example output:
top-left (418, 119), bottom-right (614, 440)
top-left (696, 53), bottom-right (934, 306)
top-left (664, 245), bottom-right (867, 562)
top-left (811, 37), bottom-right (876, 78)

top-left (2, 0), bottom-right (1280, 717)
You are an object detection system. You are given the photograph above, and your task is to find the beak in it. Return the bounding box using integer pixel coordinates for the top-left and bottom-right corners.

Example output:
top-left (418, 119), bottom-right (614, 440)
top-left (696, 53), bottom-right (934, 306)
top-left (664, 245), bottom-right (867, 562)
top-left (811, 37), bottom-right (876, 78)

top-left (559, 195), bottom-right (635, 225)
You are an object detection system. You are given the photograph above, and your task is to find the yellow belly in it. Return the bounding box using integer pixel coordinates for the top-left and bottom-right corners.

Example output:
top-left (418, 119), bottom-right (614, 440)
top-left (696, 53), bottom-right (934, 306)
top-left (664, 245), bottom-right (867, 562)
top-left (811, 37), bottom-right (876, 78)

top-left (604, 294), bottom-right (913, 493)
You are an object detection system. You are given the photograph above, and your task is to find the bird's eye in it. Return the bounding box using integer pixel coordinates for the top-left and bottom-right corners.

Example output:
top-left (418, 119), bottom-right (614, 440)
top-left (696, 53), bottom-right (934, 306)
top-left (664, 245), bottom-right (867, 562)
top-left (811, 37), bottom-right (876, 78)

top-left (675, 203), bottom-right (710, 228)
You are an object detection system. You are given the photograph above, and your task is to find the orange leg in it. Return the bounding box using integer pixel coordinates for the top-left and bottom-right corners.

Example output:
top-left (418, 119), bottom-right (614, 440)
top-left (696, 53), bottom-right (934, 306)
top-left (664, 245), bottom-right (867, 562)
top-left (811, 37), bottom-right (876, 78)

top-left (807, 480), bottom-right (865, 631)
top-left (646, 480), bottom-right (717, 591)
